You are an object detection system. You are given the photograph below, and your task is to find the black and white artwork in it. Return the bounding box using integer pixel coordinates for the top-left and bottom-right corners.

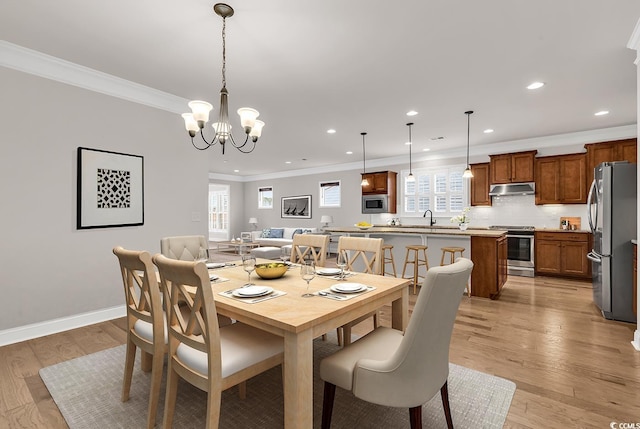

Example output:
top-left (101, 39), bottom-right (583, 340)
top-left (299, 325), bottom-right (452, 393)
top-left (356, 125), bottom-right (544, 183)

top-left (77, 147), bottom-right (144, 229)
top-left (281, 195), bottom-right (312, 219)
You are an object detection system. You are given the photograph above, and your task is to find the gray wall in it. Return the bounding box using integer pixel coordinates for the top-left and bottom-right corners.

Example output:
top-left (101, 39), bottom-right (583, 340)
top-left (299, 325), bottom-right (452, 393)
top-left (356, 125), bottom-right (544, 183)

top-left (0, 68), bottom-right (209, 331)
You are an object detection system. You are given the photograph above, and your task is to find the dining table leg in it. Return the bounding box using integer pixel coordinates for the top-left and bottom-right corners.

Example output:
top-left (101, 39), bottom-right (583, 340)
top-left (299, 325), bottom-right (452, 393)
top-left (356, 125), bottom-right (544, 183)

top-left (283, 328), bottom-right (313, 428)
top-left (391, 287), bottom-right (409, 331)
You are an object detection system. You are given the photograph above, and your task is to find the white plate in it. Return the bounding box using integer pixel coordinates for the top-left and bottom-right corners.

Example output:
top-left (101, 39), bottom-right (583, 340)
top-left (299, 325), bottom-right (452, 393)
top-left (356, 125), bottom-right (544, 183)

top-left (316, 268), bottom-right (342, 276)
top-left (232, 286), bottom-right (273, 298)
top-left (330, 283), bottom-right (367, 294)
top-left (206, 262), bottom-right (226, 269)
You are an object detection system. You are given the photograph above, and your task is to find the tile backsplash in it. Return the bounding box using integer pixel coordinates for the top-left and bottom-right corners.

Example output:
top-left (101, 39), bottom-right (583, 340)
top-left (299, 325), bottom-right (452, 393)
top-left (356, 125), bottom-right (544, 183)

top-left (374, 195), bottom-right (588, 229)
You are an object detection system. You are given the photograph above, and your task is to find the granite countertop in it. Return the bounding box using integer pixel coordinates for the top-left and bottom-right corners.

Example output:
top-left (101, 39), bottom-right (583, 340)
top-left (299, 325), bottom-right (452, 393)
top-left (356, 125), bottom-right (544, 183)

top-left (325, 226), bottom-right (506, 238)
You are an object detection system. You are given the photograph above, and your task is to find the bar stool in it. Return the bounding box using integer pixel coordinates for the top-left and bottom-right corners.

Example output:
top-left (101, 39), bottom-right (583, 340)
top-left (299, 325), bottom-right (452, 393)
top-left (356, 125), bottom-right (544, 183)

top-left (382, 244), bottom-right (397, 277)
top-left (440, 246), bottom-right (470, 296)
top-left (401, 245), bottom-right (429, 294)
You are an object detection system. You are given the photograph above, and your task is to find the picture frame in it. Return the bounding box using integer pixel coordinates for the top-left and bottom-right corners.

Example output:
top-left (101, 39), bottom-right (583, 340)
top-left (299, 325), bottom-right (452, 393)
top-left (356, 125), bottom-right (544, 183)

top-left (281, 195), bottom-right (312, 219)
top-left (77, 147), bottom-right (144, 229)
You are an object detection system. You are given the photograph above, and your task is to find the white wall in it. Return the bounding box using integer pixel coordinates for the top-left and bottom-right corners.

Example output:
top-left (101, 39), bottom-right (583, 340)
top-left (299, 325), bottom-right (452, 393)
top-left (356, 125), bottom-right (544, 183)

top-left (0, 68), bottom-right (209, 334)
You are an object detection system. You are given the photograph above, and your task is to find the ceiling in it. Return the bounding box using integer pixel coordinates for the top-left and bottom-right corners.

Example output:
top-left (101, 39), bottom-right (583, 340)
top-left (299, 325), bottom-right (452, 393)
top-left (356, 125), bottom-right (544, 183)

top-left (2, 0), bottom-right (640, 178)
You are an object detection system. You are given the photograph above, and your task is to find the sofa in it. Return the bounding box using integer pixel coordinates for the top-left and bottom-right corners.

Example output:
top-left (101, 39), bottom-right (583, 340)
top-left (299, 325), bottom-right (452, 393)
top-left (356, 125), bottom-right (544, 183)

top-left (250, 227), bottom-right (318, 248)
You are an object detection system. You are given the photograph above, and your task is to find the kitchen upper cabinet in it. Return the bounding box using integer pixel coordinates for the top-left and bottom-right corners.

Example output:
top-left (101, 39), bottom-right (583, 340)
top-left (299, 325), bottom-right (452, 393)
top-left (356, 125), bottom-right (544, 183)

top-left (361, 171), bottom-right (397, 195)
top-left (534, 231), bottom-right (592, 279)
top-left (585, 138), bottom-right (637, 186)
top-left (490, 150), bottom-right (537, 184)
top-left (535, 153), bottom-right (586, 204)
top-left (470, 163), bottom-right (492, 206)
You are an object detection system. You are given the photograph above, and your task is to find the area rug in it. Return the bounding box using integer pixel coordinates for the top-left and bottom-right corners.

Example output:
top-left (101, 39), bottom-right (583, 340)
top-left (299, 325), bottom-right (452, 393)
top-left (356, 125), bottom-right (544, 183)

top-left (40, 339), bottom-right (515, 428)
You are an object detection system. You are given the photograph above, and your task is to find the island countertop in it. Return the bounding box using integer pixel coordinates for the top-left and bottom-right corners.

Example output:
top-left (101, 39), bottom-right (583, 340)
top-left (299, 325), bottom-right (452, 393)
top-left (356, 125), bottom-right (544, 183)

top-left (324, 226), bottom-right (507, 237)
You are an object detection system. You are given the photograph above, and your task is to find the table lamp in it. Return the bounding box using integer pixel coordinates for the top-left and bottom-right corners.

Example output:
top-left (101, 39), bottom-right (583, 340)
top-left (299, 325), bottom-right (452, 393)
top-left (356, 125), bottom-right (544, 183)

top-left (248, 217), bottom-right (258, 230)
top-left (321, 215), bottom-right (333, 229)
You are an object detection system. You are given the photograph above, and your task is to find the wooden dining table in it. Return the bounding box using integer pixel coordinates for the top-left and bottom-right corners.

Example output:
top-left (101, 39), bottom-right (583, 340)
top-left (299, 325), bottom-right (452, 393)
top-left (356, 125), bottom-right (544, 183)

top-left (206, 260), bottom-right (410, 428)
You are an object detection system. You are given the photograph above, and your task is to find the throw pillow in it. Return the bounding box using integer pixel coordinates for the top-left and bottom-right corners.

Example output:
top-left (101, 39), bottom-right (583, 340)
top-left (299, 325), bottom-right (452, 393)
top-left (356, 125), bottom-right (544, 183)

top-left (270, 228), bottom-right (285, 238)
top-left (260, 228), bottom-right (271, 238)
top-left (292, 228), bottom-right (303, 238)
top-left (303, 229), bottom-right (314, 234)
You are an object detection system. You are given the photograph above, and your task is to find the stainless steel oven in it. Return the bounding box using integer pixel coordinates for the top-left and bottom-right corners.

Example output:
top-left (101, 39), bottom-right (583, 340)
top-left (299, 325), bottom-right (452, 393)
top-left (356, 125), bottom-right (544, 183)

top-left (489, 226), bottom-right (535, 277)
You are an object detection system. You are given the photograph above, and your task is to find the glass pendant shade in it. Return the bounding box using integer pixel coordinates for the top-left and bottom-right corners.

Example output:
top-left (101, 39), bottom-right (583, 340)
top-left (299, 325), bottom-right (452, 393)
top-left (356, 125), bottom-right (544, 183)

top-left (237, 107), bottom-right (260, 130)
top-left (182, 113), bottom-right (199, 134)
top-left (407, 173), bottom-right (415, 182)
top-left (249, 120), bottom-right (265, 139)
top-left (463, 167), bottom-right (473, 178)
top-left (188, 100), bottom-right (213, 123)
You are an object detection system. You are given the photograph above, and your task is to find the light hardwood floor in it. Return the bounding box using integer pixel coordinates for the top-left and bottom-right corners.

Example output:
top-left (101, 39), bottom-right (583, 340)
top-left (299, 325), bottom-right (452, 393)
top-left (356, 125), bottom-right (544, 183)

top-left (1, 269), bottom-right (639, 428)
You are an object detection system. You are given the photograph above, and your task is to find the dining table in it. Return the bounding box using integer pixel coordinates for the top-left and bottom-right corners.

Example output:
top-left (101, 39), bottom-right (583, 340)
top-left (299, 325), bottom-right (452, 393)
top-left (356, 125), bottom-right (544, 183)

top-left (205, 259), bottom-right (410, 428)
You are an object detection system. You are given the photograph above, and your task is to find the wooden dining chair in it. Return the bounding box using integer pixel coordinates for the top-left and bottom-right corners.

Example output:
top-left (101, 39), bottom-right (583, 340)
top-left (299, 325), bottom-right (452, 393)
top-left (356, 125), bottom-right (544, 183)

top-left (152, 254), bottom-right (284, 429)
top-left (320, 258), bottom-right (474, 429)
top-left (335, 236), bottom-right (384, 346)
top-left (113, 246), bottom-right (166, 429)
top-left (290, 233), bottom-right (330, 267)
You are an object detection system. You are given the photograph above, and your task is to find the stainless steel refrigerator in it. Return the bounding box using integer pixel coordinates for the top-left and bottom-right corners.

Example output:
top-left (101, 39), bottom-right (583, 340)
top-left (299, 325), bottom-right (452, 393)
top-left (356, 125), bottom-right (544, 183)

top-left (587, 161), bottom-right (637, 323)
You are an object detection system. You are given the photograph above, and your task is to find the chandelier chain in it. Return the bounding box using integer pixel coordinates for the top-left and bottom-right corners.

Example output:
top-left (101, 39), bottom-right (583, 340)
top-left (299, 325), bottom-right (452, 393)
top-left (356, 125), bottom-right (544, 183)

top-left (221, 16), bottom-right (227, 89)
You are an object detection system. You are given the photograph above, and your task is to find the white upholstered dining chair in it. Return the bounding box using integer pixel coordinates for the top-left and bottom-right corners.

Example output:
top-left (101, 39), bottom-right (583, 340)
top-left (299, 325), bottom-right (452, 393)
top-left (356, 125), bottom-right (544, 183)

top-left (152, 254), bottom-right (284, 429)
top-left (113, 246), bottom-right (166, 429)
top-left (290, 233), bottom-right (330, 267)
top-left (335, 236), bottom-right (384, 346)
top-left (319, 257), bottom-right (474, 429)
top-left (160, 235), bottom-right (208, 261)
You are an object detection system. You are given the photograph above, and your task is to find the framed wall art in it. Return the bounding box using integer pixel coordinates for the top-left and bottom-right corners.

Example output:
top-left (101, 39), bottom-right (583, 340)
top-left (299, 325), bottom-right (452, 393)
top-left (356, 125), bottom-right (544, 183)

top-left (281, 195), bottom-right (312, 219)
top-left (77, 147), bottom-right (144, 229)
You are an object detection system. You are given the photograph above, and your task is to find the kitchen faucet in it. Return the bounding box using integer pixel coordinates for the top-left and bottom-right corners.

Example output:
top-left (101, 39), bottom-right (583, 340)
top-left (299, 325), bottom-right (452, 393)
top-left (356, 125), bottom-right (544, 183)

top-left (423, 209), bottom-right (436, 226)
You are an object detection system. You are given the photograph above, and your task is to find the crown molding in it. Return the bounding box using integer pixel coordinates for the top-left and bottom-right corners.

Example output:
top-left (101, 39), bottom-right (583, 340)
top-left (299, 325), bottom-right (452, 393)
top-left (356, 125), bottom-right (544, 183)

top-left (628, 18), bottom-right (640, 64)
top-left (0, 41), bottom-right (188, 113)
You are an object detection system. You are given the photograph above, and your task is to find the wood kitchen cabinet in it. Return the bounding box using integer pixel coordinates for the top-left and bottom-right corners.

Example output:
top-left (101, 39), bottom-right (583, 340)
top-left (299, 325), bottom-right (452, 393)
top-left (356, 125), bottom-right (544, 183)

top-left (584, 138), bottom-right (637, 186)
top-left (535, 153), bottom-right (587, 204)
top-left (470, 163), bottom-right (492, 206)
top-left (490, 150), bottom-right (537, 184)
top-left (471, 235), bottom-right (508, 299)
top-left (534, 231), bottom-right (592, 279)
top-left (361, 171), bottom-right (397, 195)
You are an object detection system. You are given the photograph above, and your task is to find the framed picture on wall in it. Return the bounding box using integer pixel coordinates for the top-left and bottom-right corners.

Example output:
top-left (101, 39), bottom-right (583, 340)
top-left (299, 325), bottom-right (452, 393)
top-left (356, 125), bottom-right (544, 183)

top-left (77, 147), bottom-right (144, 229)
top-left (281, 195), bottom-right (312, 219)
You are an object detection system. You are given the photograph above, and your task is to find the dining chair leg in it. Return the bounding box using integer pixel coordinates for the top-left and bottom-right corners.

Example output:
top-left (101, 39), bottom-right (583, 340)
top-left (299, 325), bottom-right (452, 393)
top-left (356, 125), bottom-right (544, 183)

top-left (205, 387), bottom-right (222, 429)
top-left (140, 350), bottom-right (152, 372)
top-left (162, 365), bottom-right (180, 429)
top-left (321, 382), bottom-right (336, 429)
top-left (336, 327), bottom-right (343, 347)
top-left (440, 381), bottom-right (454, 429)
top-left (409, 405), bottom-right (422, 429)
top-left (121, 340), bottom-right (136, 401)
top-left (342, 325), bottom-right (353, 346)
top-left (146, 352), bottom-right (164, 429)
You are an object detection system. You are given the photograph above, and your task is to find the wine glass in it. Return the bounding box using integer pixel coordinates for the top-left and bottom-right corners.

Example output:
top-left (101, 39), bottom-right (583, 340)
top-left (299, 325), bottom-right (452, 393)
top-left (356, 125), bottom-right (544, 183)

top-left (280, 247), bottom-right (290, 264)
top-left (242, 255), bottom-right (256, 286)
top-left (300, 262), bottom-right (316, 297)
top-left (336, 251), bottom-right (348, 280)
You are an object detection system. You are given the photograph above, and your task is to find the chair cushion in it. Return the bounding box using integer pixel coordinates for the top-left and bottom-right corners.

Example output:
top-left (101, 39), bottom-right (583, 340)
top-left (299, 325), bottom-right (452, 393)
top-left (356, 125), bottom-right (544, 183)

top-left (320, 327), bottom-right (403, 391)
top-left (176, 322), bottom-right (283, 378)
top-left (134, 315), bottom-right (168, 344)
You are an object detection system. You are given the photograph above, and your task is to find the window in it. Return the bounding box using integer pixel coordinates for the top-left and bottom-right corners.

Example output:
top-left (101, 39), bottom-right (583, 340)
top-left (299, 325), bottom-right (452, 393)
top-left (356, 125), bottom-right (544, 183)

top-left (319, 180), bottom-right (341, 207)
top-left (209, 183), bottom-right (229, 241)
top-left (401, 165), bottom-right (468, 217)
top-left (258, 186), bottom-right (273, 209)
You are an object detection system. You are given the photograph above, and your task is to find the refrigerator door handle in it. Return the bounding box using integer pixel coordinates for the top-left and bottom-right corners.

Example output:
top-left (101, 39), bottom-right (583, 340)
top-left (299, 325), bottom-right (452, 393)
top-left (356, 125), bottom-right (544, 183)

top-left (587, 179), bottom-right (597, 233)
top-left (586, 251), bottom-right (601, 263)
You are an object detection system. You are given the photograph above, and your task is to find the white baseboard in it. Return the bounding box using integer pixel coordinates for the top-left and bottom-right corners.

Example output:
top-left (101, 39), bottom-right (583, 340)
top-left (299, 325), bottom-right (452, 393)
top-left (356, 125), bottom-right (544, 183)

top-left (0, 305), bottom-right (127, 347)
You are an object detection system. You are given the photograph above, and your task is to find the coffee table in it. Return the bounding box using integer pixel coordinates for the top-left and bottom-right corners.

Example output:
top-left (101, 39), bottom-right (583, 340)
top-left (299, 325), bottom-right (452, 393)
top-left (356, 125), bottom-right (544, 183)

top-left (215, 241), bottom-right (260, 254)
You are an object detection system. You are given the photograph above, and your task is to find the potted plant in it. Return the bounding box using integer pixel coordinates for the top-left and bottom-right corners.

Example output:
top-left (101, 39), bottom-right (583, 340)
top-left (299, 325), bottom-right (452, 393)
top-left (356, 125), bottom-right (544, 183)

top-left (450, 207), bottom-right (471, 230)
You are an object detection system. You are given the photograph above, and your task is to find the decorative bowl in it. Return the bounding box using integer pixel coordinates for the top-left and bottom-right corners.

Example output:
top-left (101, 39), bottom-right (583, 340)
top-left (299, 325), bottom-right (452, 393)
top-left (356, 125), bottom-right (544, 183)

top-left (255, 262), bottom-right (288, 279)
top-left (354, 223), bottom-right (373, 230)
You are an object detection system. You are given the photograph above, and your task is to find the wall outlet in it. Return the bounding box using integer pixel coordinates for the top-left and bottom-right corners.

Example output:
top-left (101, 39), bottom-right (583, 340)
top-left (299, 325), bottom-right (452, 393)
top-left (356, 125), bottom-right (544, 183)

top-left (191, 211), bottom-right (200, 222)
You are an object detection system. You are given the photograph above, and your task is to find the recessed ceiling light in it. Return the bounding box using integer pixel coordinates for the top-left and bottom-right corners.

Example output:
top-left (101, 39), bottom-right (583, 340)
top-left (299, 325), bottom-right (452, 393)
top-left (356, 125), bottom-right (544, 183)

top-left (327, 129), bottom-right (336, 134)
top-left (527, 81), bottom-right (545, 90)
top-left (484, 129), bottom-right (494, 133)
top-left (233, 169), bottom-right (239, 173)
top-left (285, 161), bottom-right (292, 164)
top-left (346, 151), bottom-right (353, 155)
top-left (423, 148), bottom-right (430, 152)
top-left (594, 110), bottom-right (609, 116)
top-left (406, 110), bottom-right (418, 116)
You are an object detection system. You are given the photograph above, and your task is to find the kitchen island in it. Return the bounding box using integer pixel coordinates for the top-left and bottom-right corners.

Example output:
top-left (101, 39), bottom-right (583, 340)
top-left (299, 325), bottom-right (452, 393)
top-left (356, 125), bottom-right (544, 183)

top-left (325, 226), bottom-right (508, 299)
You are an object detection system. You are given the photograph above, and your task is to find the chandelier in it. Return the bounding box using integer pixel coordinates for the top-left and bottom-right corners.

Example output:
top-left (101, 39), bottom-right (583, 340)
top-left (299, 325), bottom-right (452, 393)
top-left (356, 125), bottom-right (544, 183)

top-left (181, 3), bottom-right (265, 153)
top-left (463, 110), bottom-right (474, 178)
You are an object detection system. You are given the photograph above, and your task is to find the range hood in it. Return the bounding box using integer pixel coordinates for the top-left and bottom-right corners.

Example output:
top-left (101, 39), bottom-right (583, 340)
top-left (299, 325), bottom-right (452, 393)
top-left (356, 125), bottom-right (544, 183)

top-left (489, 182), bottom-right (535, 196)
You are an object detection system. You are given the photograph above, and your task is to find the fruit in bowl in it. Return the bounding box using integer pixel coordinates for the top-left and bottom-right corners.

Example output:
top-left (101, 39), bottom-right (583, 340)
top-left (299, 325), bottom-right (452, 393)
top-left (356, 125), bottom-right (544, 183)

top-left (355, 221), bottom-right (373, 230)
top-left (255, 262), bottom-right (288, 279)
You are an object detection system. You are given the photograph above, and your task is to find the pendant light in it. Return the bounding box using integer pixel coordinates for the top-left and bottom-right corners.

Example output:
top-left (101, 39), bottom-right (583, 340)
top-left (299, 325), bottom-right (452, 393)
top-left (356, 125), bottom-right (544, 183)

top-left (360, 132), bottom-right (369, 187)
top-left (462, 110), bottom-right (474, 179)
top-left (406, 122), bottom-right (415, 182)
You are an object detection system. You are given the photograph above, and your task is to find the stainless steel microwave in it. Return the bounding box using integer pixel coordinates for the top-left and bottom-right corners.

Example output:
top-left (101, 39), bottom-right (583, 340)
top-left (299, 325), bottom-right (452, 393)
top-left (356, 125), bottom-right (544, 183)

top-left (362, 194), bottom-right (389, 213)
